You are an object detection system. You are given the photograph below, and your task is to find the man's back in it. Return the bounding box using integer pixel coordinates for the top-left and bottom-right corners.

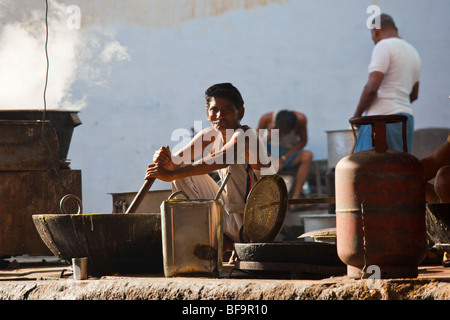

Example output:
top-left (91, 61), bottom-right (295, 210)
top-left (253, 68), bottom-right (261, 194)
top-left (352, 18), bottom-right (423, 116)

top-left (367, 37), bottom-right (421, 115)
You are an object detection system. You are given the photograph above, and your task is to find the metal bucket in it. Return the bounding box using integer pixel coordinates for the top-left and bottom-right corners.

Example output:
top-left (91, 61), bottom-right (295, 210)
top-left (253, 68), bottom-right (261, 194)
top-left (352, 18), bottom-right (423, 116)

top-left (160, 191), bottom-right (223, 277)
top-left (303, 214), bottom-right (336, 234)
top-left (326, 129), bottom-right (355, 169)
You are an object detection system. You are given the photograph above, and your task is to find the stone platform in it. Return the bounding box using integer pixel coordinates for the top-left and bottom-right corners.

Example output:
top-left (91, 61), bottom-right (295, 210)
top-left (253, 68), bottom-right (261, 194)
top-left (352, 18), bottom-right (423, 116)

top-left (0, 260), bottom-right (449, 301)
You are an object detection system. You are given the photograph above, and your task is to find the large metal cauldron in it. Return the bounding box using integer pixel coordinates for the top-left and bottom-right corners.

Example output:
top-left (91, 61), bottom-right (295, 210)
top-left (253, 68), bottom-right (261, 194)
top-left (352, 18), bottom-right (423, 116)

top-left (0, 110), bottom-right (81, 161)
top-left (335, 115), bottom-right (427, 279)
top-left (32, 196), bottom-right (163, 277)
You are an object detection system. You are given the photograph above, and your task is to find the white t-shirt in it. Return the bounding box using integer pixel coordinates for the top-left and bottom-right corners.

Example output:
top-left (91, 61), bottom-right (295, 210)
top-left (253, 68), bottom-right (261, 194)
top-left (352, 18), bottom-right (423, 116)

top-left (366, 37), bottom-right (421, 116)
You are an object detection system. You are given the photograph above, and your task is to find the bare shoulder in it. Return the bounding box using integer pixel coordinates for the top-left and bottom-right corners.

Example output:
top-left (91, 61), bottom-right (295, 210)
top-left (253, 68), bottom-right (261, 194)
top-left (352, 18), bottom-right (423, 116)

top-left (293, 111), bottom-right (307, 124)
top-left (232, 126), bottom-right (259, 138)
top-left (257, 112), bottom-right (273, 128)
top-left (198, 126), bottom-right (220, 137)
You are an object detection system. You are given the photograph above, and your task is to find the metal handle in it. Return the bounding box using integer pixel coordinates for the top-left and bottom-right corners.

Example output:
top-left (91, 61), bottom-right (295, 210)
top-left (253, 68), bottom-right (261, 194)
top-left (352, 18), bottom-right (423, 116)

top-left (168, 190), bottom-right (189, 200)
top-left (60, 194), bottom-right (83, 214)
top-left (214, 172), bottom-right (231, 201)
top-left (288, 197), bottom-right (335, 205)
top-left (349, 115), bottom-right (408, 153)
top-left (125, 178), bottom-right (155, 214)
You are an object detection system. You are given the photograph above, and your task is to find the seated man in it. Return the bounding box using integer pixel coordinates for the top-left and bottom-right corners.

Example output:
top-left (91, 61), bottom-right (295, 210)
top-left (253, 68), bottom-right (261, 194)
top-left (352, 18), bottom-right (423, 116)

top-left (145, 83), bottom-right (272, 250)
top-left (421, 133), bottom-right (450, 203)
top-left (421, 133), bottom-right (450, 267)
top-left (257, 110), bottom-right (313, 200)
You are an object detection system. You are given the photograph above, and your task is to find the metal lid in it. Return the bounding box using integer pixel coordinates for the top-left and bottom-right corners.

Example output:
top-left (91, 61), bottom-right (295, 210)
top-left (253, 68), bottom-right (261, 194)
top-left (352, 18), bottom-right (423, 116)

top-left (241, 175), bottom-right (288, 243)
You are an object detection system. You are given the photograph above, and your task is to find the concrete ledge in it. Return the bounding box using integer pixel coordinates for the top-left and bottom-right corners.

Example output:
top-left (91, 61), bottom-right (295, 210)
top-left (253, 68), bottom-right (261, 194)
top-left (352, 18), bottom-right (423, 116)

top-left (1, 273), bottom-right (449, 300)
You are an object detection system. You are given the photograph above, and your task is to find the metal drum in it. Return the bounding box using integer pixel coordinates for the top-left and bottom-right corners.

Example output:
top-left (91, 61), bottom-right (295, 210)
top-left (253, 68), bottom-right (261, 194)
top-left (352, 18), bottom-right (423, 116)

top-left (335, 115), bottom-right (427, 279)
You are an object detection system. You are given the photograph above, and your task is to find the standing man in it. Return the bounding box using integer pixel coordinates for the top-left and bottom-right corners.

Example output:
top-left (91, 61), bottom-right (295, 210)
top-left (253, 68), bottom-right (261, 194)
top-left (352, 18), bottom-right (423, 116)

top-left (145, 83), bottom-right (271, 246)
top-left (353, 13), bottom-right (421, 153)
top-left (257, 110), bottom-right (313, 200)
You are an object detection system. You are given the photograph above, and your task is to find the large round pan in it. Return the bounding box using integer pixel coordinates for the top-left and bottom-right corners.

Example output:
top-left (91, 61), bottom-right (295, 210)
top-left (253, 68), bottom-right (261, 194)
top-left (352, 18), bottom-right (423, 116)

top-left (32, 212), bottom-right (162, 276)
top-left (241, 174), bottom-right (335, 243)
top-left (32, 194), bottom-right (163, 276)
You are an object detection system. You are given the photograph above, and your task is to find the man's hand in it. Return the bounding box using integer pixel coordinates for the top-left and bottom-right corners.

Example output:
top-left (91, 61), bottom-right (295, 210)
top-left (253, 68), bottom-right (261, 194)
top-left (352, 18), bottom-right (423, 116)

top-left (353, 71), bottom-right (384, 118)
top-left (277, 157), bottom-right (285, 171)
top-left (145, 162), bottom-right (174, 182)
top-left (144, 146), bottom-right (179, 182)
top-left (153, 146), bottom-right (178, 171)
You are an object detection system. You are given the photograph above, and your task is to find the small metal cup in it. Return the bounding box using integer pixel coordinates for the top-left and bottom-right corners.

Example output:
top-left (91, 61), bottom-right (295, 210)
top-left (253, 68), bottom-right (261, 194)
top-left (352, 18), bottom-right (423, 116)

top-left (72, 257), bottom-right (88, 280)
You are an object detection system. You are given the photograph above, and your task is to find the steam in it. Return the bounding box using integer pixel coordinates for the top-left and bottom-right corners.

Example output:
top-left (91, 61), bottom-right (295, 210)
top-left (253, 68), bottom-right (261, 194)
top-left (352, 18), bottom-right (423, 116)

top-left (0, 0), bottom-right (130, 110)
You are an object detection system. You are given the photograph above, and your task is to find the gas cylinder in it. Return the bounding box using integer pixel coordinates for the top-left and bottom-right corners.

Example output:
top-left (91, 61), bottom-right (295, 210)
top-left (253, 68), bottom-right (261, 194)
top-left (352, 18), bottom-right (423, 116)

top-left (335, 115), bottom-right (427, 279)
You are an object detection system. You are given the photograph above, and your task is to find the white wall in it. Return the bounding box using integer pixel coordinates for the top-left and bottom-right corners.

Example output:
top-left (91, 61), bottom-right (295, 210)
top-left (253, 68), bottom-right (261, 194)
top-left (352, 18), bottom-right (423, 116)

top-left (1, 0), bottom-right (449, 213)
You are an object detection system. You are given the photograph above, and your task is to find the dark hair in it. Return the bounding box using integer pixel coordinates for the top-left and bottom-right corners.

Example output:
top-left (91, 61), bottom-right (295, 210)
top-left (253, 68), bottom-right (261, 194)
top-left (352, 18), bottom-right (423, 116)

top-left (205, 83), bottom-right (244, 109)
top-left (275, 110), bottom-right (297, 135)
top-left (374, 13), bottom-right (398, 31)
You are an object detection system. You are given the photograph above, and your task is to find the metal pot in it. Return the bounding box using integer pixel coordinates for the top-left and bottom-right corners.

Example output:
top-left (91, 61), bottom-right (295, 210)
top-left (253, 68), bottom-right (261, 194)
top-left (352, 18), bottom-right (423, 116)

top-left (32, 195), bottom-right (163, 277)
top-left (326, 129), bottom-right (355, 169)
top-left (0, 110), bottom-right (81, 161)
top-left (302, 214), bottom-right (336, 235)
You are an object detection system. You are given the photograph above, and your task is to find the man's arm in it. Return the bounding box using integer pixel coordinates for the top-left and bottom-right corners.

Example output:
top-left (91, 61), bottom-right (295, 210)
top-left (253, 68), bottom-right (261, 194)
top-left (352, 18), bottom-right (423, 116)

top-left (279, 112), bottom-right (308, 162)
top-left (170, 127), bottom-right (218, 166)
top-left (257, 112), bottom-right (272, 132)
top-left (293, 112), bottom-right (308, 150)
top-left (353, 71), bottom-right (384, 118)
top-left (421, 137), bottom-right (450, 181)
top-left (146, 127), bottom-right (222, 181)
top-left (410, 81), bottom-right (419, 103)
top-left (146, 127), bottom-right (271, 182)
top-left (146, 142), bottom-right (228, 182)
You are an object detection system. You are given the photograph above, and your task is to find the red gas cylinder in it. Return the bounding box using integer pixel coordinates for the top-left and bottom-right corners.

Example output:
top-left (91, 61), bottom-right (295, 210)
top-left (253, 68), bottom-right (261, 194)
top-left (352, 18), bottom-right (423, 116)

top-left (335, 115), bottom-right (427, 279)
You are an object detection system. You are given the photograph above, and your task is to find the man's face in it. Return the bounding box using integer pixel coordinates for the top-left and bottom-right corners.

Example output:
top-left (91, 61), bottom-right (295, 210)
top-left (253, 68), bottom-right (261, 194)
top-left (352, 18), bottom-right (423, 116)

top-left (206, 96), bottom-right (244, 133)
top-left (371, 29), bottom-right (381, 44)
